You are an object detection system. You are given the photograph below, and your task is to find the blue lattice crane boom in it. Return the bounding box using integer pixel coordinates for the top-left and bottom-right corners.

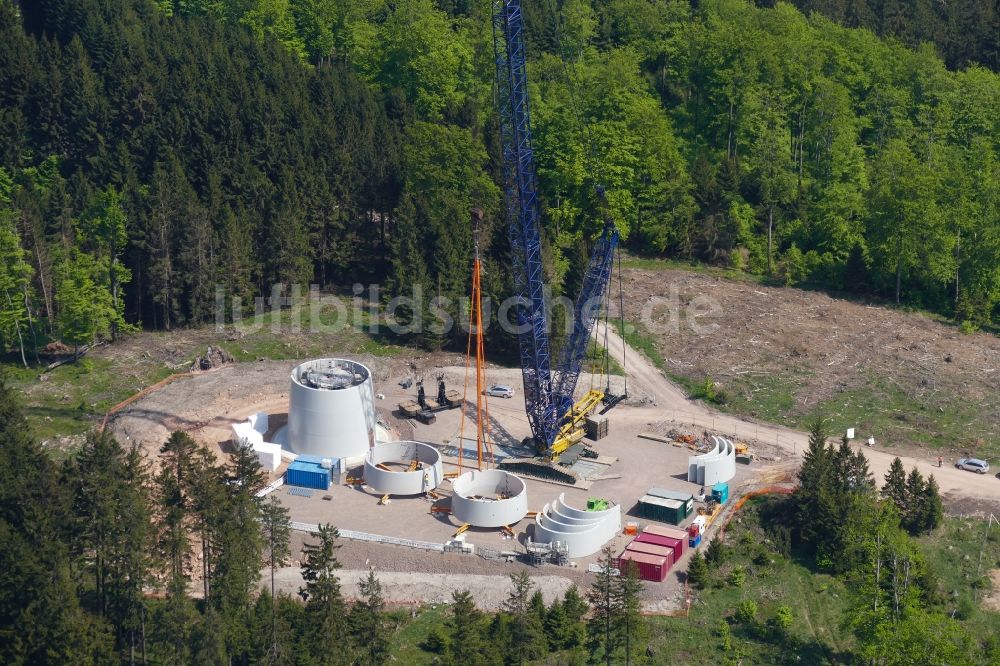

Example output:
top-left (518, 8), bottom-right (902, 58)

top-left (492, 0), bottom-right (620, 454)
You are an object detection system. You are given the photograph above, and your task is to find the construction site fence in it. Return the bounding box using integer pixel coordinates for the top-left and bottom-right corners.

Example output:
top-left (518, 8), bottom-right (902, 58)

top-left (290, 521), bottom-right (445, 553)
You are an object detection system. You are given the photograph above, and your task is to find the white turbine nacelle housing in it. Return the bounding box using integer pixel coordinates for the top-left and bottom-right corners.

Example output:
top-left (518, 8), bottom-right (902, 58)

top-left (532, 493), bottom-right (621, 558)
top-left (687, 435), bottom-right (736, 486)
top-left (288, 358), bottom-right (376, 460)
top-left (364, 441), bottom-right (444, 495)
top-left (451, 469), bottom-right (528, 527)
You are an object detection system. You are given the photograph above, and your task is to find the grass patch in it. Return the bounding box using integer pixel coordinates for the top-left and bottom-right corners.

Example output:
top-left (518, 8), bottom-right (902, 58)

top-left (582, 342), bottom-right (625, 378)
top-left (616, 319), bottom-right (667, 371)
top-left (621, 256), bottom-right (766, 286)
top-left (917, 517), bottom-right (1000, 638)
top-left (811, 374), bottom-right (996, 458)
top-left (386, 605), bottom-right (449, 665)
top-left (4, 355), bottom-right (176, 456)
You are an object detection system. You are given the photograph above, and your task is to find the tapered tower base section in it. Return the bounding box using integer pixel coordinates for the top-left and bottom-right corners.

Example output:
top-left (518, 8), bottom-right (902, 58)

top-left (288, 359), bottom-right (375, 459)
top-left (451, 469), bottom-right (528, 527)
top-left (364, 441), bottom-right (443, 495)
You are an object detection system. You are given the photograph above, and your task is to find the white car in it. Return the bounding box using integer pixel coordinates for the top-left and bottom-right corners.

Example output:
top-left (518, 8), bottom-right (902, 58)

top-left (955, 458), bottom-right (990, 474)
top-left (485, 384), bottom-right (514, 398)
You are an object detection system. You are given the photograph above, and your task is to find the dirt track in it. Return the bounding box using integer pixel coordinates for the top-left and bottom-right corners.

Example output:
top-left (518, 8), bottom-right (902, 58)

top-left (596, 321), bottom-right (1000, 509)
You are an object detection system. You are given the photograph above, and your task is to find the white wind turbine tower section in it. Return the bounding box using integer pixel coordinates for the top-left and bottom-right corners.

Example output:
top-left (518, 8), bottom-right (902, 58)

top-left (287, 358), bottom-right (376, 460)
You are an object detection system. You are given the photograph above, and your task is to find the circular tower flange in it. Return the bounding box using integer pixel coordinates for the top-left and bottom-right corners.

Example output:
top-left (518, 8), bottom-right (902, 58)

top-left (364, 441), bottom-right (443, 495)
top-left (451, 469), bottom-right (528, 527)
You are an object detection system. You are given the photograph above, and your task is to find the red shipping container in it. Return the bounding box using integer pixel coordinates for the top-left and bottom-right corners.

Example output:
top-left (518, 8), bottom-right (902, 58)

top-left (642, 524), bottom-right (689, 542)
top-left (618, 551), bottom-right (668, 582)
top-left (635, 532), bottom-right (686, 560)
top-left (626, 542), bottom-right (674, 571)
top-left (626, 541), bottom-right (672, 558)
top-left (617, 543), bottom-right (673, 573)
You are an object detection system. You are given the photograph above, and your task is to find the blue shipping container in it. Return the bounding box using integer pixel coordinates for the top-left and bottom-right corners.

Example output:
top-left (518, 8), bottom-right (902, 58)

top-left (286, 459), bottom-right (330, 490)
top-left (688, 534), bottom-right (702, 548)
top-left (711, 482), bottom-right (729, 504)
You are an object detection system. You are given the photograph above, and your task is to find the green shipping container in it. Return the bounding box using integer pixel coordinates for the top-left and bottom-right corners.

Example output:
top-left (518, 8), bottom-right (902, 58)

top-left (637, 494), bottom-right (686, 525)
top-left (647, 487), bottom-right (693, 518)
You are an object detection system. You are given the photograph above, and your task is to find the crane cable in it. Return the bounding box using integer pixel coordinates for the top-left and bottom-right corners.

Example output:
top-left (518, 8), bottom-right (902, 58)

top-left (616, 243), bottom-right (628, 398)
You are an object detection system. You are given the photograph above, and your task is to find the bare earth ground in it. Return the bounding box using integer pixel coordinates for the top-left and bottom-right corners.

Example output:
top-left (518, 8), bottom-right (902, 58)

top-left (620, 266), bottom-right (1000, 460)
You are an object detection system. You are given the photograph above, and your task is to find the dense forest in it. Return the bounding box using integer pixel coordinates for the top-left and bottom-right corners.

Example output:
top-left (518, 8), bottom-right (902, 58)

top-left (0, 0), bottom-right (998, 364)
top-left (760, 0), bottom-right (999, 71)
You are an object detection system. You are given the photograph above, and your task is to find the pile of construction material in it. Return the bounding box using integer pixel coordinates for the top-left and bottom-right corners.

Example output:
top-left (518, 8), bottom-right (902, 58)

top-left (197, 345), bottom-right (234, 370)
top-left (585, 414), bottom-right (609, 441)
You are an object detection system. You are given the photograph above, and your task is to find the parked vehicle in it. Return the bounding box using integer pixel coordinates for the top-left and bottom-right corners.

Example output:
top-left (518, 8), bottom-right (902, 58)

top-left (484, 384), bottom-right (514, 398)
top-left (955, 458), bottom-right (990, 474)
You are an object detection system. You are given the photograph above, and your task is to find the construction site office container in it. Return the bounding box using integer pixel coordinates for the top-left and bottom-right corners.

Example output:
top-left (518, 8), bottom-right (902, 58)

top-left (635, 532), bottom-right (685, 560)
top-left (642, 524), bottom-right (690, 541)
top-left (637, 494), bottom-right (686, 524)
top-left (618, 551), bottom-right (669, 583)
top-left (712, 482), bottom-right (730, 504)
top-left (647, 487), bottom-right (694, 517)
top-left (285, 459), bottom-right (330, 490)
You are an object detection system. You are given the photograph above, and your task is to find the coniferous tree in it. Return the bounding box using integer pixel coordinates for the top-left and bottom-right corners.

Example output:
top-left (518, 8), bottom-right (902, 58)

top-left (153, 431), bottom-right (199, 662)
top-left (185, 446), bottom-right (226, 601)
top-left (900, 468), bottom-right (929, 535)
top-left (543, 598), bottom-right (569, 651)
top-left (705, 536), bottom-right (726, 568)
top-left (587, 547), bottom-right (617, 664)
top-left (156, 431), bottom-right (197, 598)
top-left (0, 207), bottom-right (35, 366)
top-left (883, 457), bottom-right (908, 512)
top-left (446, 589), bottom-right (487, 666)
top-left (66, 430), bottom-right (154, 659)
top-left (501, 571), bottom-right (547, 664)
top-left (796, 414), bottom-right (836, 555)
top-left (351, 569), bottom-right (390, 665)
top-left (0, 380), bottom-right (113, 663)
top-left (543, 584), bottom-right (589, 652)
top-left (686, 551), bottom-right (709, 590)
top-left (612, 562), bottom-right (647, 666)
top-left (261, 495), bottom-right (292, 660)
top-left (213, 441), bottom-right (267, 661)
top-left (920, 475), bottom-right (944, 534)
top-left (299, 524), bottom-right (350, 666)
